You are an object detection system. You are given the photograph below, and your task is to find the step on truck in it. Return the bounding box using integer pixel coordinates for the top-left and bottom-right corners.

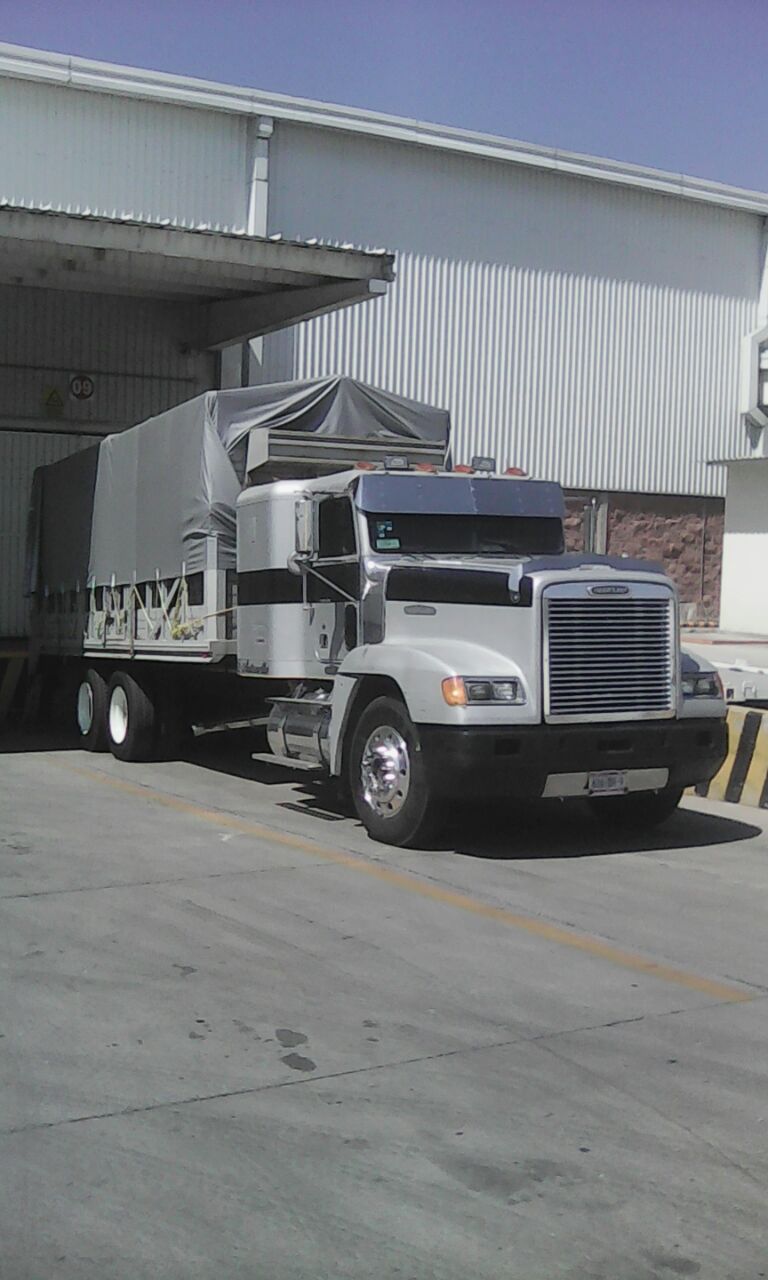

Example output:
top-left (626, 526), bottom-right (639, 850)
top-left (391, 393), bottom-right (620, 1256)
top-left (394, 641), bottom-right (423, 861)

top-left (28, 377), bottom-right (728, 846)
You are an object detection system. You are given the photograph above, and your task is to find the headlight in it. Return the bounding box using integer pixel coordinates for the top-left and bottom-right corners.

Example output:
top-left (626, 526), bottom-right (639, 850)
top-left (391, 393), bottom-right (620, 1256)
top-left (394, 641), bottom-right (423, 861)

top-left (442, 676), bottom-right (525, 706)
top-left (681, 672), bottom-right (723, 699)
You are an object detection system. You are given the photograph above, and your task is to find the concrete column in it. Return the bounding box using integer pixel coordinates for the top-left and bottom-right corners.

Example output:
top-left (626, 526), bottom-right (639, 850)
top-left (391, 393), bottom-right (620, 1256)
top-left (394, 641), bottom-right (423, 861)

top-left (247, 115), bottom-right (273, 238)
top-left (245, 116), bottom-right (274, 385)
top-left (582, 495), bottom-right (609, 553)
top-left (720, 459), bottom-right (768, 633)
top-left (216, 116), bottom-right (274, 390)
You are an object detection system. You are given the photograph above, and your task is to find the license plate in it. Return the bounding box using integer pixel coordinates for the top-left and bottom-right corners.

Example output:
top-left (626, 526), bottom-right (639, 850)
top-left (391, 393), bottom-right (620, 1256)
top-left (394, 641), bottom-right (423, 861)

top-left (588, 770), bottom-right (627, 796)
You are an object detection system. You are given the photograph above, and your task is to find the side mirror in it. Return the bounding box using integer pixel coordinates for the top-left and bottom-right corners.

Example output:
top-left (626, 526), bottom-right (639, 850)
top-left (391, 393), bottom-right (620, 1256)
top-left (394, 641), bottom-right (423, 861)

top-left (294, 497), bottom-right (316, 560)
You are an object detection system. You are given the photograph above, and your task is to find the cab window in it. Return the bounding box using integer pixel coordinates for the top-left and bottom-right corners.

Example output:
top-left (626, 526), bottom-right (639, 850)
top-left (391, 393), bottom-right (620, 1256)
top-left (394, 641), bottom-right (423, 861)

top-left (318, 498), bottom-right (357, 559)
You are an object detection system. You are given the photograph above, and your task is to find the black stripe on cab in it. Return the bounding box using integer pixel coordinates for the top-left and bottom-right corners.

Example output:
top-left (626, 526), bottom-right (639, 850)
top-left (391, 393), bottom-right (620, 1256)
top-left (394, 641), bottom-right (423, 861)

top-left (386, 567), bottom-right (517, 607)
top-left (238, 564), bottom-right (361, 606)
top-left (307, 562), bottom-right (361, 603)
top-left (238, 569), bottom-right (302, 606)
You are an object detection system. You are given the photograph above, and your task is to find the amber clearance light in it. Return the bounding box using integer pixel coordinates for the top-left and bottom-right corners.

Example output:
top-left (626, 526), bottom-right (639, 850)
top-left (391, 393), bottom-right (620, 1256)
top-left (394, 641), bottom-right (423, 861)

top-left (441, 677), bottom-right (468, 706)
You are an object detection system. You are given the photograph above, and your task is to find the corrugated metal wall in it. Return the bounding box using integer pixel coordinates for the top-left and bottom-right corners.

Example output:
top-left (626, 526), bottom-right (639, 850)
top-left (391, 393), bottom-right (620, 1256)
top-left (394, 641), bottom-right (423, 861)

top-left (0, 284), bottom-right (216, 635)
top-left (0, 76), bottom-right (248, 229)
top-left (267, 122), bottom-right (762, 496)
top-left (0, 283), bottom-right (215, 434)
top-left (0, 431), bottom-right (99, 636)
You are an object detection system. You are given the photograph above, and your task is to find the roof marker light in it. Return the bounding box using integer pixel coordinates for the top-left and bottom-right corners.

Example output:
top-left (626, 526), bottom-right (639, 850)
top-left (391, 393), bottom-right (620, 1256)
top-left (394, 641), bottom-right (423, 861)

top-left (505, 466), bottom-right (527, 477)
top-left (453, 464), bottom-right (474, 474)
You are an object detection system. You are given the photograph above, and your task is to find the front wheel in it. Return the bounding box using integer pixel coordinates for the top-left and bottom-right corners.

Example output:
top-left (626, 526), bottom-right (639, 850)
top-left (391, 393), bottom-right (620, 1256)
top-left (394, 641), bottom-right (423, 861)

top-left (588, 786), bottom-right (683, 831)
top-left (348, 696), bottom-right (441, 848)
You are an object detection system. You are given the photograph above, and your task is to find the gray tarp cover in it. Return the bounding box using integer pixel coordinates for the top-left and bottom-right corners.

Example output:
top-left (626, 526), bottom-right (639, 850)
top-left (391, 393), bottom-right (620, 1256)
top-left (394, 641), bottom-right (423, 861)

top-left (27, 446), bottom-right (100, 596)
top-left (30, 377), bottom-right (451, 591)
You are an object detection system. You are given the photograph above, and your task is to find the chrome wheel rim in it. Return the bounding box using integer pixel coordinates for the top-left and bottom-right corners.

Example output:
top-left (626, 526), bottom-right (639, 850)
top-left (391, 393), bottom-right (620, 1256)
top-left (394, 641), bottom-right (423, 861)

top-left (76, 681), bottom-right (93, 735)
top-left (109, 686), bottom-right (129, 745)
top-left (360, 725), bottom-right (411, 818)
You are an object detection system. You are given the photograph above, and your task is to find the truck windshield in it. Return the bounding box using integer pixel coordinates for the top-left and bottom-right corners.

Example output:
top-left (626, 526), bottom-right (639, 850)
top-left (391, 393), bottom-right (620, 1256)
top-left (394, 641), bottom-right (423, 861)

top-left (366, 513), bottom-right (564, 556)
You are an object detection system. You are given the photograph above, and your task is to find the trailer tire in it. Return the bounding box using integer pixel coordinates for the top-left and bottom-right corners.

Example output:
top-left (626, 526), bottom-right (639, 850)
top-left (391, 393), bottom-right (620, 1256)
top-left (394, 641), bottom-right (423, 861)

top-left (76, 668), bottom-right (109, 752)
top-left (348, 696), bottom-right (441, 848)
top-left (588, 786), bottom-right (683, 831)
top-left (106, 671), bottom-right (156, 762)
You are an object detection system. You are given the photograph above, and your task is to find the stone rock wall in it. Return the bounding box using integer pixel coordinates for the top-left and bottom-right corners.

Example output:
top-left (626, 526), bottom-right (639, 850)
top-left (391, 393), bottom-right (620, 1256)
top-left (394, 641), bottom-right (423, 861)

top-left (562, 491), bottom-right (724, 622)
top-left (606, 494), bottom-right (723, 621)
top-left (563, 498), bottom-right (585, 552)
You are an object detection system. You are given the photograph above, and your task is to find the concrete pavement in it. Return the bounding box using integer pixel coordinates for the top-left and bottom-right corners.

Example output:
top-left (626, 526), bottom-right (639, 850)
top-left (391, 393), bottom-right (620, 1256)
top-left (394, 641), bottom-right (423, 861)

top-left (1, 731), bottom-right (767, 1279)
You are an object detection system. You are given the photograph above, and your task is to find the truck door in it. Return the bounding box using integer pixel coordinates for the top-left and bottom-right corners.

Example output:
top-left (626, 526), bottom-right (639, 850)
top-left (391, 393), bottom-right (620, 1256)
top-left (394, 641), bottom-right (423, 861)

top-left (310, 497), bottom-right (360, 665)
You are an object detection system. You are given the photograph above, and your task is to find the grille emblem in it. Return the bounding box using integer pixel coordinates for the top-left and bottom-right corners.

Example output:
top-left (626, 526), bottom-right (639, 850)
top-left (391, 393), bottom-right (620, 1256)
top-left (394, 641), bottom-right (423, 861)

top-left (587, 584), bottom-right (630, 596)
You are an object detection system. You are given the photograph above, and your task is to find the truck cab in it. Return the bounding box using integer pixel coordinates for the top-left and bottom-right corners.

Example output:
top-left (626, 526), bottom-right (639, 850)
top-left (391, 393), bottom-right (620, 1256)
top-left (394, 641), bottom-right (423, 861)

top-left (237, 461), bottom-right (728, 846)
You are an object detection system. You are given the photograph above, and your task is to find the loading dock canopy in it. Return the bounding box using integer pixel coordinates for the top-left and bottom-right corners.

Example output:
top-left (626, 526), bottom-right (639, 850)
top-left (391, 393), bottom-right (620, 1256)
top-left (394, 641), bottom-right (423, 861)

top-left (0, 204), bottom-right (394, 349)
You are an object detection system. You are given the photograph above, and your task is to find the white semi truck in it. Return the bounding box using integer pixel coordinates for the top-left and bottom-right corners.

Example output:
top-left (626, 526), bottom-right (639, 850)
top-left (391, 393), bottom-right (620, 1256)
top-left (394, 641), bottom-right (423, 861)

top-left (29, 377), bottom-right (728, 846)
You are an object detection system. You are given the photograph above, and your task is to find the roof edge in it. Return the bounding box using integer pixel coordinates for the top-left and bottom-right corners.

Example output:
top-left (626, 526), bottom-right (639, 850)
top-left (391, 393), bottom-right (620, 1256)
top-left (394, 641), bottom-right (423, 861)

top-left (0, 200), bottom-right (394, 270)
top-left (2, 40), bottom-right (768, 216)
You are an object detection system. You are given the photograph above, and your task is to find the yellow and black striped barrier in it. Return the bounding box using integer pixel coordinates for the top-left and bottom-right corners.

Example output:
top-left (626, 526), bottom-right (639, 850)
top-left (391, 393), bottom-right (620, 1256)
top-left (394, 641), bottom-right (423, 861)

top-left (693, 707), bottom-right (768, 809)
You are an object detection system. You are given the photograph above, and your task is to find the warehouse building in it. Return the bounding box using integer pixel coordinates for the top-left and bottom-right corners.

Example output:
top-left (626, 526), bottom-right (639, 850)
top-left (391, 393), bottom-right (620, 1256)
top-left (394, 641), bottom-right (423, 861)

top-left (1, 40), bottom-right (767, 641)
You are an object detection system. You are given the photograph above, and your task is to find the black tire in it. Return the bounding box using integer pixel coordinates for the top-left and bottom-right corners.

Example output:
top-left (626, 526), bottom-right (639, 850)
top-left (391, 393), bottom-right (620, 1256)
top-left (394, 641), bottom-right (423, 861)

top-left (75, 667), bottom-right (109, 752)
top-left (106, 670), bottom-right (156, 762)
top-left (348, 695), bottom-right (441, 848)
top-left (588, 786), bottom-right (683, 831)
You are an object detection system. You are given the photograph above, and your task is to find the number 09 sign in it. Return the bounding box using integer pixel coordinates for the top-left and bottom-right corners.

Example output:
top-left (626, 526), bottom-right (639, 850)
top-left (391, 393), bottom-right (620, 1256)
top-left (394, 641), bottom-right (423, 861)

top-left (69, 374), bottom-right (95, 401)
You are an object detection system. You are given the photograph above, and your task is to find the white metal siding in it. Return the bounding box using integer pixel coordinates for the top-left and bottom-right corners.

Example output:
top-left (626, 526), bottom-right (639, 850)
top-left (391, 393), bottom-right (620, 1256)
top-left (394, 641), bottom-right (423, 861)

top-left (0, 431), bottom-right (99, 635)
top-left (268, 123), bottom-right (762, 496)
top-left (0, 76), bottom-right (248, 230)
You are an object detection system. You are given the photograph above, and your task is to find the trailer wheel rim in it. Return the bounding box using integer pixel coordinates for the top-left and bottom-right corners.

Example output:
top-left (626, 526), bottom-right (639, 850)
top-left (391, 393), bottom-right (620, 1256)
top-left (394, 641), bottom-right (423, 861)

top-left (109, 686), bottom-right (129, 745)
top-left (360, 725), bottom-right (411, 818)
top-left (77, 681), bottom-right (93, 736)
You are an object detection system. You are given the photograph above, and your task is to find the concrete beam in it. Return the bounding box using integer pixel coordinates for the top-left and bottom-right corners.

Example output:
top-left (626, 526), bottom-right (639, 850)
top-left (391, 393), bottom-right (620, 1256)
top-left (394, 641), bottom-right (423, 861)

top-left (202, 279), bottom-right (388, 350)
top-left (0, 206), bottom-right (394, 286)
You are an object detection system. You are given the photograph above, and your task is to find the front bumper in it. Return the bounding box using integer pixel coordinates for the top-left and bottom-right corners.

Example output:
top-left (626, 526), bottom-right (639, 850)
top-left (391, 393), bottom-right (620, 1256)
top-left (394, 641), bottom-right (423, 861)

top-left (417, 718), bottom-right (728, 800)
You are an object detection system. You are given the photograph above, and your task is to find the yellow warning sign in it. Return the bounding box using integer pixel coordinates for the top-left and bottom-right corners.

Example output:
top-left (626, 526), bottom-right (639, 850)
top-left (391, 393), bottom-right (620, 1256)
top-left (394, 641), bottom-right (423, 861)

top-left (43, 387), bottom-right (64, 417)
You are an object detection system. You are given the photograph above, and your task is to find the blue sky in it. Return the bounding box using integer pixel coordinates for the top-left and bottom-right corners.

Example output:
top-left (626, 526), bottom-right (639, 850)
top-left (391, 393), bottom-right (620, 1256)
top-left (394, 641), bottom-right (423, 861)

top-left (2, 0), bottom-right (766, 190)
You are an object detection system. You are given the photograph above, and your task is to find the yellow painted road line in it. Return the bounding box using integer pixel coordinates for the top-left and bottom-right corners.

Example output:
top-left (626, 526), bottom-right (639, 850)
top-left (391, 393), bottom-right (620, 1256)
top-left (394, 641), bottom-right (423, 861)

top-left (49, 756), bottom-right (754, 1004)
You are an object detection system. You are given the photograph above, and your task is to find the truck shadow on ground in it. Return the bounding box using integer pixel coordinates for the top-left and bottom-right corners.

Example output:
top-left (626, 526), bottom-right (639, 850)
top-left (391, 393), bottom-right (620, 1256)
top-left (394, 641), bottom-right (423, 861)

top-left (442, 802), bottom-right (762, 860)
top-left (185, 733), bottom-right (763, 860)
top-left (0, 727), bottom-right (81, 754)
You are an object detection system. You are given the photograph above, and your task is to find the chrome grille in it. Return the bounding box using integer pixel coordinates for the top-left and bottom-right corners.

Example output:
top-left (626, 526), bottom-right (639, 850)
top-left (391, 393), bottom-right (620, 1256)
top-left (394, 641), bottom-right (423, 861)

top-left (544, 589), bottom-right (675, 722)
